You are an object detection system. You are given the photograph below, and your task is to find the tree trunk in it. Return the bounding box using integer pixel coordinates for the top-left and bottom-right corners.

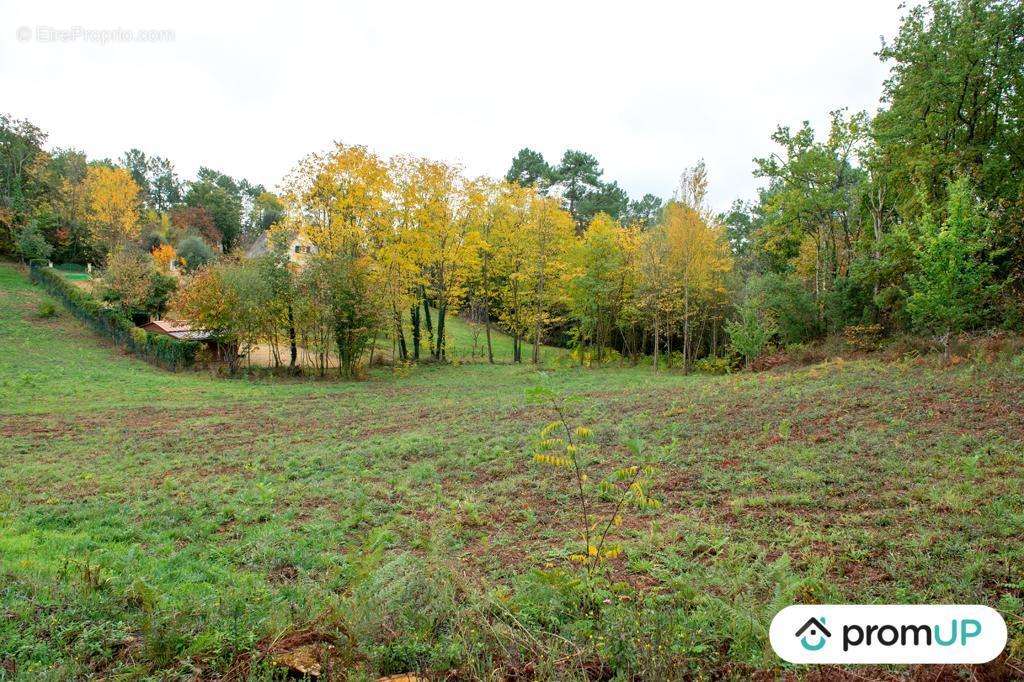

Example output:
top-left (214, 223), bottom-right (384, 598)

top-left (652, 315), bottom-right (660, 374)
top-left (532, 317), bottom-right (541, 364)
top-left (394, 307), bottom-right (408, 361)
top-left (422, 293), bottom-right (435, 358)
top-left (484, 303), bottom-right (494, 364)
top-left (410, 304), bottom-right (420, 360)
top-left (436, 302), bottom-right (447, 360)
top-left (287, 304), bottom-right (297, 371)
top-left (683, 284), bottom-right (691, 374)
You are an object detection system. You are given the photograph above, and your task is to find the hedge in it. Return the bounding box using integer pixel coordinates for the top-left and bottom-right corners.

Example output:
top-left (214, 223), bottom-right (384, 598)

top-left (29, 265), bottom-right (199, 371)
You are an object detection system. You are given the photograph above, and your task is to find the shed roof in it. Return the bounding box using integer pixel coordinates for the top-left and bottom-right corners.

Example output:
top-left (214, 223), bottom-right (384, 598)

top-left (142, 319), bottom-right (214, 342)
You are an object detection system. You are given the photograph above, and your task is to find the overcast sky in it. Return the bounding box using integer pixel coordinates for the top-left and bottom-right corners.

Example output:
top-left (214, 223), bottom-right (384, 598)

top-left (2, 0), bottom-right (906, 212)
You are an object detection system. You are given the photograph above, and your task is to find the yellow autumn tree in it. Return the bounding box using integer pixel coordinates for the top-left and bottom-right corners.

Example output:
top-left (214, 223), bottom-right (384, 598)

top-left (490, 183), bottom-right (535, 362)
top-left (662, 201), bottom-right (733, 371)
top-left (522, 193), bottom-right (575, 364)
top-left (84, 166), bottom-right (141, 254)
top-left (151, 243), bottom-right (176, 272)
top-left (634, 226), bottom-right (676, 372)
top-left (401, 157), bottom-right (480, 360)
top-left (567, 212), bottom-right (631, 365)
top-left (281, 143), bottom-right (393, 259)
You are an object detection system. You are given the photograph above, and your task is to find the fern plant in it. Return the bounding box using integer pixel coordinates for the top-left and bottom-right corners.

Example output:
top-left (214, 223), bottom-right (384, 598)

top-left (526, 380), bottom-right (661, 585)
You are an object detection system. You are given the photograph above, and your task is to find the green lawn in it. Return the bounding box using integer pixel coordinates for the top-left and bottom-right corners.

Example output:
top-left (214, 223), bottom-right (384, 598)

top-left (0, 262), bottom-right (1022, 680)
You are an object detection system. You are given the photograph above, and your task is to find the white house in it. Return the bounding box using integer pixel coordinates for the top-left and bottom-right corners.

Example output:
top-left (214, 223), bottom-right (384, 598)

top-left (245, 230), bottom-right (316, 266)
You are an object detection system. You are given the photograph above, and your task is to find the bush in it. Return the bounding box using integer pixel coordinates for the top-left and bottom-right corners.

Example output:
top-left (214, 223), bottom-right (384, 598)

top-left (37, 301), bottom-right (58, 319)
top-left (745, 273), bottom-right (822, 344)
top-left (29, 265), bottom-right (198, 370)
top-left (726, 299), bottom-right (772, 369)
top-left (824, 273), bottom-right (877, 332)
top-left (843, 324), bottom-right (883, 352)
top-left (17, 221), bottom-right (53, 263)
top-left (693, 356), bottom-right (732, 375)
top-left (906, 178), bottom-right (999, 360)
top-left (175, 236), bottom-right (214, 273)
top-left (141, 231), bottom-right (166, 253)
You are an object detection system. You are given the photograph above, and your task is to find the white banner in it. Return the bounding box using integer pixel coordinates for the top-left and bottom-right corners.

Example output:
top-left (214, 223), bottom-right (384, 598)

top-left (770, 604), bottom-right (1007, 664)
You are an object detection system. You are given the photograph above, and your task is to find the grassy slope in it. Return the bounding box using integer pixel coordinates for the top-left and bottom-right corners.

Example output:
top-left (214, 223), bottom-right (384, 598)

top-left (1, 262), bottom-right (1022, 679)
top-left (433, 309), bottom-right (555, 364)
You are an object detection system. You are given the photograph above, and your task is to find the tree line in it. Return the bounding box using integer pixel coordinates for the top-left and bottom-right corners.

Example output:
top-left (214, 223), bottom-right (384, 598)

top-left (2, 0), bottom-right (1021, 373)
top-left (173, 146), bottom-right (731, 375)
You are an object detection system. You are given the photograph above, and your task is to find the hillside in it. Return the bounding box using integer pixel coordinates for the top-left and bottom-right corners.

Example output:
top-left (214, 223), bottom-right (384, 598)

top-left (1, 262), bottom-right (1021, 679)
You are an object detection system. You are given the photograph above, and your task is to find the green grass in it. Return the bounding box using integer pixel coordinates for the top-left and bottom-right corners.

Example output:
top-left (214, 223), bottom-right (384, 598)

top-left (436, 309), bottom-right (554, 363)
top-left (48, 264), bottom-right (91, 282)
top-left (1, 261), bottom-right (1022, 680)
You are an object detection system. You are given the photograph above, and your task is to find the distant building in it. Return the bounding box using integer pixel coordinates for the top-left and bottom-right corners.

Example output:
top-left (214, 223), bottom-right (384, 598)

top-left (141, 319), bottom-right (213, 342)
top-left (141, 319), bottom-right (229, 359)
top-left (245, 230), bottom-right (316, 266)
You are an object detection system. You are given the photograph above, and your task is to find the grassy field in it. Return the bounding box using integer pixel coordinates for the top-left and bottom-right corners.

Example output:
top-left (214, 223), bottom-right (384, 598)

top-left (1, 261), bottom-right (1022, 680)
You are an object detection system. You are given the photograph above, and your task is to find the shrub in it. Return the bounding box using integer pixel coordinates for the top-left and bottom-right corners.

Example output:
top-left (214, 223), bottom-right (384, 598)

top-left (29, 265), bottom-right (198, 370)
top-left (17, 220), bottom-right (53, 263)
top-left (37, 301), bottom-right (58, 319)
top-left (101, 248), bottom-right (178, 319)
top-left (526, 381), bottom-right (661, 588)
top-left (907, 178), bottom-right (999, 361)
top-left (141, 231), bottom-right (167, 253)
top-left (693, 355), bottom-right (731, 375)
top-left (175, 236), bottom-right (214, 273)
top-left (843, 324), bottom-right (883, 352)
top-left (745, 273), bottom-right (822, 344)
top-left (726, 299), bottom-right (773, 369)
top-left (825, 273), bottom-right (876, 332)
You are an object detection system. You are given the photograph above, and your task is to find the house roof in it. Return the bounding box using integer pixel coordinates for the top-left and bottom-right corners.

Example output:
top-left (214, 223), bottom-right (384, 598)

top-left (142, 319), bottom-right (214, 342)
top-left (245, 231), bottom-right (271, 258)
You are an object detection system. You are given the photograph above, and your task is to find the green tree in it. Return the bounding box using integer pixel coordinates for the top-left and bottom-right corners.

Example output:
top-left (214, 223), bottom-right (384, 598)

top-left (185, 180), bottom-right (241, 252)
top-left (44, 148), bottom-right (96, 263)
top-left (753, 111), bottom-right (870, 299)
top-left (176, 235), bottom-right (214, 273)
top-left (505, 148), bottom-right (554, 189)
top-left (744, 273), bottom-right (822, 344)
top-left (624, 193), bottom-right (663, 228)
top-left (306, 255), bottom-right (380, 378)
top-left (102, 247), bottom-right (176, 319)
top-left (252, 191), bottom-right (284, 235)
top-left (874, 0), bottom-right (1024, 259)
top-left (553, 150), bottom-right (603, 230)
top-left (906, 178), bottom-right (997, 360)
top-left (567, 213), bottom-right (628, 363)
top-left (16, 220), bottom-right (52, 263)
top-left (576, 180), bottom-right (629, 226)
top-left (726, 299), bottom-right (772, 369)
top-left (147, 156), bottom-right (182, 211)
top-left (1, 114), bottom-right (51, 254)
top-left (119, 149), bottom-right (151, 202)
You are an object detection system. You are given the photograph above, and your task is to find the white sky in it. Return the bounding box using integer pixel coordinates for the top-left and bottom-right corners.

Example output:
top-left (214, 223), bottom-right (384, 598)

top-left (1, 0), bottom-right (905, 212)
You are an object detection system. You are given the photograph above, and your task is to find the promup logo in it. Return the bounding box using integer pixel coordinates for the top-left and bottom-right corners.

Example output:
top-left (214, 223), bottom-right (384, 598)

top-left (770, 605), bottom-right (1007, 664)
top-left (795, 617), bottom-right (831, 651)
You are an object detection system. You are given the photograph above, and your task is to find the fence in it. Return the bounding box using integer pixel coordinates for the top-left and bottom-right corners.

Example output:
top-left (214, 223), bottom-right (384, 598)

top-left (29, 265), bottom-right (199, 370)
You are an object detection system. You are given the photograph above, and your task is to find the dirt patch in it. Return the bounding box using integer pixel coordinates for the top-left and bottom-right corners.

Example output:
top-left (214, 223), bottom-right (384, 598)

top-left (268, 563), bottom-right (300, 584)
